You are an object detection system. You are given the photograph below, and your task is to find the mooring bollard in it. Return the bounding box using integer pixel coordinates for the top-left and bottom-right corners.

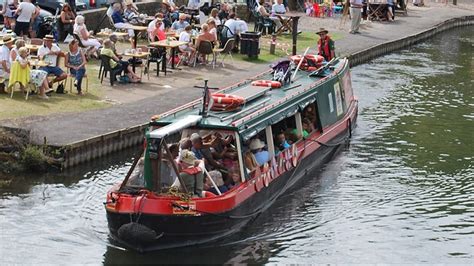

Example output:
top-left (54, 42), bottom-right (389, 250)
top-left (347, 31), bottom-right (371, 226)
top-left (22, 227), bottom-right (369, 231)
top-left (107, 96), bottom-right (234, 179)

top-left (270, 34), bottom-right (276, 55)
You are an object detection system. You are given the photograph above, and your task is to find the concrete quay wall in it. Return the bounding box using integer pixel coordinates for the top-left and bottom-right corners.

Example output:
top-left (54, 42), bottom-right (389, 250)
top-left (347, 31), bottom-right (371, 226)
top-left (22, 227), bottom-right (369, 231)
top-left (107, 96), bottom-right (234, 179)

top-left (52, 15), bottom-right (474, 169)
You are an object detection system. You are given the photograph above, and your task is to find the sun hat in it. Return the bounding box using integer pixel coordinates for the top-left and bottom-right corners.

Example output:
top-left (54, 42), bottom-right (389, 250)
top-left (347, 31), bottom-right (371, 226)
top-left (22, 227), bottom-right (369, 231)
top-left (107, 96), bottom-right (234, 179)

top-left (316, 28), bottom-right (329, 35)
top-left (179, 149), bottom-right (197, 165)
top-left (0, 35), bottom-right (15, 45)
top-left (249, 138), bottom-right (265, 151)
top-left (43, 35), bottom-right (55, 41)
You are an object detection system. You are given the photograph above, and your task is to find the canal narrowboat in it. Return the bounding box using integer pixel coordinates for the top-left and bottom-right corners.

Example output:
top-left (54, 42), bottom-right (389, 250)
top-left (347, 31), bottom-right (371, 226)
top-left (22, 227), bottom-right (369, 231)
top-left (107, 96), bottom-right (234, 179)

top-left (105, 56), bottom-right (358, 252)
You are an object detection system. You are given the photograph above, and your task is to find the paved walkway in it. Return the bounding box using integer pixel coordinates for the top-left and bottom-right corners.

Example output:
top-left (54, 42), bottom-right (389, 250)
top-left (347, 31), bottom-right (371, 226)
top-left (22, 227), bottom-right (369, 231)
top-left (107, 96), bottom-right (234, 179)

top-left (1, 1), bottom-right (473, 146)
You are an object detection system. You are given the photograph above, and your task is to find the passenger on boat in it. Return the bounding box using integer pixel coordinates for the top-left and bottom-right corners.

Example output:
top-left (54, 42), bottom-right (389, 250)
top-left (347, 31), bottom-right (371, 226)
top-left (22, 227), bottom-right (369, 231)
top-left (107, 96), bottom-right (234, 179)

top-left (207, 132), bottom-right (236, 160)
top-left (176, 149), bottom-right (204, 197)
top-left (127, 157), bottom-right (145, 186)
top-left (275, 131), bottom-right (291, 152)
top-left (244, 151), bottom-right (259, 172)
top-left (227, 167), bottom-right (242, 189)
top-left (205, 170), bottom-right (228, 195)
top-left (302, 103), bottom-right (317, 126)
top-left (190, 133), bottom-right (226, 170)
top-left (249, 138), bottom-right (270, 166)
top-left (291, 118), bottom-right (312, 139)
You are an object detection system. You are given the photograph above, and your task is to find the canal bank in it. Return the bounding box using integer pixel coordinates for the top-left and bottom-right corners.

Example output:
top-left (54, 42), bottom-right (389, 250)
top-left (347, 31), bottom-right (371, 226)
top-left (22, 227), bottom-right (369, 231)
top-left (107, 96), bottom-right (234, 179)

top-left (1, 4), bottom-right (473, 169)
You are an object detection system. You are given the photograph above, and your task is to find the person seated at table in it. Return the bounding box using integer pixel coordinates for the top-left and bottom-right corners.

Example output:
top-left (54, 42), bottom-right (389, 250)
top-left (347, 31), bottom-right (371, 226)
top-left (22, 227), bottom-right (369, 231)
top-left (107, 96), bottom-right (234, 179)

top-left (206, 18), bottom-right (218, 41)
top-left (147, 13), bottom-right (165, 40)
top-left (151, 19), bottom-right (167, 41)
top-left (178, 25), bottom-right (196, 65)
top-left (195, 23), bottom-right (216, 48)
top-left (218, 3), bottom-right (230, 23)
top-left (10, 39), bottom-right (25, 63)
top-left (108, 34), bottom-right (121, 58)
top-left (257, 0), bottom-right (280, 30)
top-left (272, 0), bottom-right (287, 15)
top-left (163, 0), bottom-right (180, 21)
top-left (224, 13), bottom-right (248, 38)
top-left (100, 39), bottom-right (141, 83)
top-left (123, 0), bottom-right (138, 19)
top-left (111, 3), bottom-right (135, 46)
top-left (64, 39), bottom-right (86, 95)
top-left (73, 15), bottom-right (101, 57)
top-left (12, 47), bottom-right (51, 99)
top-left (209, 8), bottom-right (221, 26)
top-left (59, 4), bottom-right (76, 42)
top-left (38, 35), bottom-right (67, 93)
top-left (171, 13), bottom-right (190, 33)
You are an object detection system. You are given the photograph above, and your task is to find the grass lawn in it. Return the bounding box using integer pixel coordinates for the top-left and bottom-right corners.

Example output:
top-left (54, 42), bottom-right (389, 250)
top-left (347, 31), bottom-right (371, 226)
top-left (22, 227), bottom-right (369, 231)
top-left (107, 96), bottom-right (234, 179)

top-left (0, 64), bottom-right (110, 121)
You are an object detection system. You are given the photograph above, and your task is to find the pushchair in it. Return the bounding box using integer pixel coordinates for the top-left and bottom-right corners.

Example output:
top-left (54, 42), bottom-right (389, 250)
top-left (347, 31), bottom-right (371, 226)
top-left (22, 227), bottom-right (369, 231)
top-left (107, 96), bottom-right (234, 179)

top-left (271, 60), bottom-right (293, 86)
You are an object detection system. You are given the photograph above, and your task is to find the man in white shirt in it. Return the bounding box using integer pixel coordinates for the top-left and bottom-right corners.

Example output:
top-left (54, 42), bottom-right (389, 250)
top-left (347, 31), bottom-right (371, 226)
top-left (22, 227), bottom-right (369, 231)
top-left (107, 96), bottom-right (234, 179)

top-left (224, 13), bottom-right (248, 38)
top-left (0, 35), bottom-right (14, 92)
top-left (38, 35), bottom-right (67, 92)
top-left (271, 0), bottom-right (286, 14)
top-left (14, 0), bottom-right (37, 37)
top-left (350, 0), bottom-right (363, 34)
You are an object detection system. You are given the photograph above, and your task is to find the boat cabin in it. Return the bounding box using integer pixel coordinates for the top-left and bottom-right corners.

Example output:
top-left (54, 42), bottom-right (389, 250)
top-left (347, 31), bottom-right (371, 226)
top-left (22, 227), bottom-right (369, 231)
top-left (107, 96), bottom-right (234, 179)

top-left (124, 58), bottom-right (355, 198)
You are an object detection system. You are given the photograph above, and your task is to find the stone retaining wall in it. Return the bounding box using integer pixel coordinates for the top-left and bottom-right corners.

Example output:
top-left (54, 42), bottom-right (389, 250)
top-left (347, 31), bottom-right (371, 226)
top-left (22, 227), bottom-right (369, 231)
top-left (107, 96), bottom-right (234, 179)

top-left (60, 15), bottom-right (474, 169)
top-left (347, 15), bottom-right (474, 67)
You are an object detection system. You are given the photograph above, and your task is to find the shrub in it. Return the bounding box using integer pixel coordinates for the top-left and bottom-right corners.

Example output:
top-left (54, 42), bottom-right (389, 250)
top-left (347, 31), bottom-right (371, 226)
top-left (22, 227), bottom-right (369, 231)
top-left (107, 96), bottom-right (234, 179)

top-left (20, 146), bottom-right (48, 172)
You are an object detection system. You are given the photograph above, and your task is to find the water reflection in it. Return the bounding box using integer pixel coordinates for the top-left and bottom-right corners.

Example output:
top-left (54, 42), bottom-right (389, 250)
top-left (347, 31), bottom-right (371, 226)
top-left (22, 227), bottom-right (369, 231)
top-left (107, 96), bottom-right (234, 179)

top-left (1, 27), bottom-right (473, 264)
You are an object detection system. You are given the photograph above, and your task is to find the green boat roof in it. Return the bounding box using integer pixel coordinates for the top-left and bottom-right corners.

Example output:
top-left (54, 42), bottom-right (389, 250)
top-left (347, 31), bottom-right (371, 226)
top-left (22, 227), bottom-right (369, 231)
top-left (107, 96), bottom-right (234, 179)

top-left (152, 58), bottom-right (349, 140)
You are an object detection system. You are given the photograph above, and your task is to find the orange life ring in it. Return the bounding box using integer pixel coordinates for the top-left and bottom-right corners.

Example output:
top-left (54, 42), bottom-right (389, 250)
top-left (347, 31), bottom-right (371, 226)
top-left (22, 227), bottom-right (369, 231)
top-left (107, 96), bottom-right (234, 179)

top-left (291, 54), bottom-right (324, 70)
top-left (210, 94), bottom-right (245, 111)
top-left (251, 80), bottom-right (282, 88)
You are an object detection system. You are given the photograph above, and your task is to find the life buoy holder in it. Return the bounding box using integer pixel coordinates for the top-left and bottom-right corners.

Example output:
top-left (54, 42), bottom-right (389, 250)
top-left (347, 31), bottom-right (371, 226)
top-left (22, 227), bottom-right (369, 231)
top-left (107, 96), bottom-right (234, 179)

top-left (251, 80), bottom-right (282, 88)
top-left (210, 93), bottom-right (245, 111)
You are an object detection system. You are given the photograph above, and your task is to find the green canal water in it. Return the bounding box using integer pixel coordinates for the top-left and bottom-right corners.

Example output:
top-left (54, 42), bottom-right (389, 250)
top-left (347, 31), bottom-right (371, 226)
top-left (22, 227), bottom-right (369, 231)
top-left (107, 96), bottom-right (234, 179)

top-left (0, 26), bottom-right (473, 264)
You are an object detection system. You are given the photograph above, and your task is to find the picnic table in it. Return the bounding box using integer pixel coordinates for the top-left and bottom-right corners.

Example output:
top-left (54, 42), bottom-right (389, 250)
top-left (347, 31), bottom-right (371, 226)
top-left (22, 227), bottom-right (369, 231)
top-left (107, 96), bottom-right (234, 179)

top-left (149, 40), bottom-right (187, 70)
top-left (96, 31), bottom-right (129, 38)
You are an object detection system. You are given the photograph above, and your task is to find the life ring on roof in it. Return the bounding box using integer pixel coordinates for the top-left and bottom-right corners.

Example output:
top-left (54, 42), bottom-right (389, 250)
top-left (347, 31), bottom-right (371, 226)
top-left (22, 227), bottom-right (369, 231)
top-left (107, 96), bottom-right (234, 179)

top-left (210, 93), bottom-right (245, 111)
top-left (251, 80), bottom-right (282, 88)
top-left (290, 54), bottom-right (324, 70)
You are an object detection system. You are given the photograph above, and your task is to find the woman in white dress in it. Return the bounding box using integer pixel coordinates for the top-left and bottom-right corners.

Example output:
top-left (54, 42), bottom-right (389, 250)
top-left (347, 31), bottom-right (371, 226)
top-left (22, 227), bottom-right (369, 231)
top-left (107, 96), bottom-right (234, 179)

top-left (73, 15), bottom-right (102, 55)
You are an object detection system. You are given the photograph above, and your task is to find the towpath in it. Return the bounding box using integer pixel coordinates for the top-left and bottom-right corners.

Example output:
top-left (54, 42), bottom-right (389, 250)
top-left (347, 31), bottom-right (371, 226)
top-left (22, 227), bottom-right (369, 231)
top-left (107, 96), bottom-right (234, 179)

top-left (1, 1), bottom-right (473, 146)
